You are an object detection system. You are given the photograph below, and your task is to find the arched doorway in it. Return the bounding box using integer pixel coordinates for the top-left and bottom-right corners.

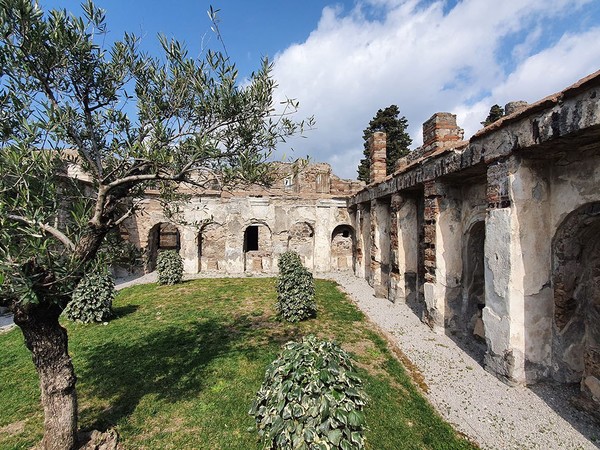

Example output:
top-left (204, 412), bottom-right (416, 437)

top-left (243, 223), bottom-right (272, 272)
top-left (552, 202), bottom-right (600, 410)
top-left (146, 223), bottom-right (180, 272)
top-left (331, 225), bottom-right (355, 271)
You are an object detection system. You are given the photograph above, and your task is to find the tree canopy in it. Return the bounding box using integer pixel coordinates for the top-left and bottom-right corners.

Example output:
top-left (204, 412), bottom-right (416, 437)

top-left (0, 1), bottom-right (309, 448)
top-left (357, 105), bottom-right (412, 183)
top-left (481, 104), bottom-right (504, 127)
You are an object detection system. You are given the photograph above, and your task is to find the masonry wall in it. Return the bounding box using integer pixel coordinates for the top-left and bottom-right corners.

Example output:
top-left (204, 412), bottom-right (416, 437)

top-left (122, 162), bottom-right (361, 276)
top-left (349, 70), bottom-right (600, 412)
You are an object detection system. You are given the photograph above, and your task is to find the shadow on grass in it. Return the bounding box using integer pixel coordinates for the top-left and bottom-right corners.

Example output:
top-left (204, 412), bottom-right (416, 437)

top-left (77, 313), bottom-right (298, 432)
top-left (110, 305), bottom-right (139, 320)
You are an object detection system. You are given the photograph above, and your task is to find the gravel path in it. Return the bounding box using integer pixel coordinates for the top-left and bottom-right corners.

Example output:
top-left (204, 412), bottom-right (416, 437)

top-left (2, 271), bottom-right (599, 448)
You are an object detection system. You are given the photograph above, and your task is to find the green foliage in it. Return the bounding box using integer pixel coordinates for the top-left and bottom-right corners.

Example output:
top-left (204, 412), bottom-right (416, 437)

top-left (0, 0), bottom-right (311, 445)
top-left (357, 105), bottom-right (412, 183)
top-left (63, 272), bottom-right (115, 323)
top-left (0, 0), bottom-right (310, 309)
top-left (156, 250), bottom-right (183, 285)
top-left (95, 229), bottom-right (143, 274)
top-left (481, 104), bottom-right (504, 127)
top-left (250, 335), bottom-right (368, 450)
top-left (276, 251), bottom-right (316, 322)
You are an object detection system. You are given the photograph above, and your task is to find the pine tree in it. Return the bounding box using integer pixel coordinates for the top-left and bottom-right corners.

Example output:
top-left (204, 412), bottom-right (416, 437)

top-left (481, 104), bottom-right (504, 127)
top-left (357, 105), bottom-right (412, 183)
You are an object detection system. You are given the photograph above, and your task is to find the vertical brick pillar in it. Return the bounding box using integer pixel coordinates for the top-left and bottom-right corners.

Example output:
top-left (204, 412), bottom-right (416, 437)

top-left (487, 158), bottom-right (512, 209)
top-left (423, 181), bottom-right (441, 284)
top-left (369, 131), bottom-right (387, 183)
top-left (422, 113), bottom-right (464, 157)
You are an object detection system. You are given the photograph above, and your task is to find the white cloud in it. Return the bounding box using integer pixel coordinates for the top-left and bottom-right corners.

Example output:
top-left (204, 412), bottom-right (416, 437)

top-left (272, 0), bottom-right (599, 179)
top-left (457, 27), bottom-right (600, 138)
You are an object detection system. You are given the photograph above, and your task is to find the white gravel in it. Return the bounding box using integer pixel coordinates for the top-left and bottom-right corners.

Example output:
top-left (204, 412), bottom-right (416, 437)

top-left (322, 271), bottom-right (600, 450)
top-left (0, 313), bottom-right (15, 333)
top-left (3, 270), bottom-right (599, 448)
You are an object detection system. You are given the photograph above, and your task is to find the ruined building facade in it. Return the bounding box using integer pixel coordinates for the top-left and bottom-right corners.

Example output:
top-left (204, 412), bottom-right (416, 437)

top-left (121, 163), bottom-right (363, 276)
top-left (350, 70), bottom-right (600, 413)
top-left (122, 70), bottom-right (600, 413)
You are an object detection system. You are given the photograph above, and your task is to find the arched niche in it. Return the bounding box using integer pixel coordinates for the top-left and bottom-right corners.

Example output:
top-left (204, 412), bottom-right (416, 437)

top-left (243, 222), bottom-right (273, 272)
top-left (552, 202), bottom-right (600, 409)
top-left (146, 222), bottom-right (180, 272)
top-left (198, 222), bottom-right (225, 272)
top-left (331, 224), bottom-right (355, 271)
top-left (288, 222), bottom-right (315, 269)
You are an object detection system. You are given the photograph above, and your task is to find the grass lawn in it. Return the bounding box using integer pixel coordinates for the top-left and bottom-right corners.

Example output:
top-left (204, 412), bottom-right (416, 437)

top-left (0, 278), bottom-right (477, 449)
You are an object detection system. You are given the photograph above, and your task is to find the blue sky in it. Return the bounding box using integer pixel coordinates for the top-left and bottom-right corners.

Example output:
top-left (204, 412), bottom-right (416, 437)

top-left (41, 1), bottom-right (600, 179)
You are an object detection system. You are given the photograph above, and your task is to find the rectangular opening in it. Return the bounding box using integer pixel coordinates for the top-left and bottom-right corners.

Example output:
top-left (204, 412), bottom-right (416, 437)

top-left (245, 225), bottom-right (259, 252)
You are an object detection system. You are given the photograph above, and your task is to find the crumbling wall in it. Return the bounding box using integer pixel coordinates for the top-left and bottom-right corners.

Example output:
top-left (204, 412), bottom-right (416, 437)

top-left (349, 70), bottom-right (600, 410)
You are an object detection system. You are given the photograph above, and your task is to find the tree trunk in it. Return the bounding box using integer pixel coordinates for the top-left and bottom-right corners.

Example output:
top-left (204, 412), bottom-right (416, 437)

top-left (14, 303), bottom-right (78, 450)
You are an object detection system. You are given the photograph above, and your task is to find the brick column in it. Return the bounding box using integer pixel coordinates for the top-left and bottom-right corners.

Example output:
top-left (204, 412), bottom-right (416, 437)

top-left (422, 113), bottom-right (464, 157)
top-left (369, 131), bottom-right (387, 183)
top-left (423, 181), bottom-right (439, 284)
top-left (422, 180), bottom-right (463, 330)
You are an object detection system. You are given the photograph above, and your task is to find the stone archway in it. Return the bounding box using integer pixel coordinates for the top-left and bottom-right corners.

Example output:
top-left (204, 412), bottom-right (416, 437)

top-left (331, 225), bottom-right (355, 271)
top-left (198, 223), bottom-right (225, 272)
top-left (552, 202), bottom-right (600, 410)
top-left (146, 223), bottom-right (180, 272)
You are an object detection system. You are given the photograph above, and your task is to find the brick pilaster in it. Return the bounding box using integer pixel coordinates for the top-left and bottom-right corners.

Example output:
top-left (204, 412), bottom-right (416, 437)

top-left (487, 158), bottom-right (513, 209)
top-left (369, 131), bottom-right (387, 183)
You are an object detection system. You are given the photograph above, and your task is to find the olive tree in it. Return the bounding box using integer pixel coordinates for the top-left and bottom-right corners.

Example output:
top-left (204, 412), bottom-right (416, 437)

top-left (0, 1), bottom-right (310, 449)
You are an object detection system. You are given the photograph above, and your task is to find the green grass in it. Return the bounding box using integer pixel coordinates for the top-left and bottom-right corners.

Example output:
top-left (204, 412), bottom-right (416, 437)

top-left (0, 278), bottom-right (477, 449)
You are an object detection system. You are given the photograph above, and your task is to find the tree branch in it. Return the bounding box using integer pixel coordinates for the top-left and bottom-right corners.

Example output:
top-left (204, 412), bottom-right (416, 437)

top-left (7, 215), bottom-right (76, 251)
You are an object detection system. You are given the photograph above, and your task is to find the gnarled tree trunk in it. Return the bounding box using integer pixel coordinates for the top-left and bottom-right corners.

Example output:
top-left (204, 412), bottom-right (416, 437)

top-left (14, 302), bottom-right (78, 450)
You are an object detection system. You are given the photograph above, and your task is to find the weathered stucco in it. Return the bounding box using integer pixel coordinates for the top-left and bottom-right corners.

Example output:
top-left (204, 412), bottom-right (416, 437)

top-left (349, 70), bottom-right (600, 413)
top-left (122, 163), bottom-right (362, 276)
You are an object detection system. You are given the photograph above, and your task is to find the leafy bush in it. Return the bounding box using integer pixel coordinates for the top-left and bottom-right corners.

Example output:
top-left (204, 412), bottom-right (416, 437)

top-left (156, 250), bottom-right (183, 285)
top-left (63, 272), bottom-right (115, 323)
top-left (250, 335), bottom-right (368, 450)
top-left (276, 251), bottom-right (316, 322)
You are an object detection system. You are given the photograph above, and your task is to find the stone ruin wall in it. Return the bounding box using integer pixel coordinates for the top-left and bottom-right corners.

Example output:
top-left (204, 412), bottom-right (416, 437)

top-left (121, 161), bottom-right (363, 276)
top-left (349, 69), bottom-right (600, 415)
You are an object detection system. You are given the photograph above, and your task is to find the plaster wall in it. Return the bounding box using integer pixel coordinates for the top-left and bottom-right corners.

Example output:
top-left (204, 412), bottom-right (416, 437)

top-left (391, 194), bottom-right (419, 304)
top-left (124, 194), bottom-right (352, 275)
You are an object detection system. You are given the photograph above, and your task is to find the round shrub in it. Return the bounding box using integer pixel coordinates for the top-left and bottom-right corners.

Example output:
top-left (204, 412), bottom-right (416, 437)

top-left (63, 272), bottom-right (115, 323)
top-left (250, 335), bottom-right (368, 450)
top-left (276, 251), bottom-right (316, 322)
top-left (156, 250), bottom-right (183, 285)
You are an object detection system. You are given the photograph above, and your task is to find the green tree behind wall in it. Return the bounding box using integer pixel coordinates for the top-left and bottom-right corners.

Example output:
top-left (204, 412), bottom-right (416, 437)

top-left (357, 105), bottom-right (412, 183)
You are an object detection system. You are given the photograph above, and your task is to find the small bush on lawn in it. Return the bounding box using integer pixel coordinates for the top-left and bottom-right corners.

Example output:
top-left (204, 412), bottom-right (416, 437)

top-left (64, 272), bottom-right (115, 323)
top-left (250, 335), bottom-right (368, 450)
top-left (156, 250), bottom-right (183, 285)
top-left (276, 251), bottom-right (316, 322)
